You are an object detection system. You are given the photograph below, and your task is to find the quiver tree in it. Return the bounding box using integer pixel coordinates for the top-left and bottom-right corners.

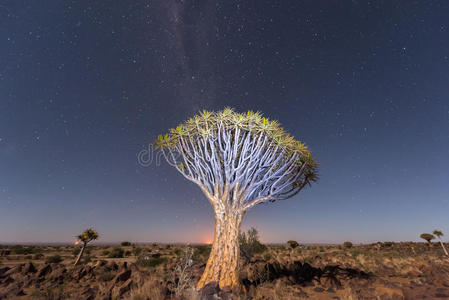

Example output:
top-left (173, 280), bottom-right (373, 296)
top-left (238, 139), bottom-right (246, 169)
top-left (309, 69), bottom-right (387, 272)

top-left (156, 109), bottom-right (318, 289)
top-left (433, 230), bottom-right (448, 256)
top-left (420, 233), bottom-right (435, 248)
top-left (74, 228), bottom-right (99, 266)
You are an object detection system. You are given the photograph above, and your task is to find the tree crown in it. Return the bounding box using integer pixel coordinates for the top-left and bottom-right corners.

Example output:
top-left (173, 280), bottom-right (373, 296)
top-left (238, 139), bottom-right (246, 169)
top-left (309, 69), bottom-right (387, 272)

top-left (156, 108), bottom-right (314, 162)
top-left (420, 233), bottom-right (435, 242)
top-left (155, 109), bottom-right (318, 209)
top-left (433, 230), bottom-right (443, 237)
top-left (77, 228), bottom-right (99, 244)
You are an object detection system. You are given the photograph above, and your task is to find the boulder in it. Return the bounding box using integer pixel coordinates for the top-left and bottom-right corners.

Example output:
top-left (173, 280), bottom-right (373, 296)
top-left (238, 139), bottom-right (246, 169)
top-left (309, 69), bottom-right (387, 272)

top-left (113, 269), bottom-right (132, 284)
top-left (0, 266), bottom-right (11, 278)
top-left (200, 281), bottom-right (220, 297)
top-left (4, 265), bottom-right (22, 277)
top-left (36, 264), bottom-right (52, 278)
top-left (22, 262), bottom-right (37, 274)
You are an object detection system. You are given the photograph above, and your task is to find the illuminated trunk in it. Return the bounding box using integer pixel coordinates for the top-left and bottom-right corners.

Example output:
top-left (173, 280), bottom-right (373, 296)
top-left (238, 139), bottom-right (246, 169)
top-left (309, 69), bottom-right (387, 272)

top-left (197, 208), bottom-right (244, 290)
top-left (74, 243), bottom-right (86, 266)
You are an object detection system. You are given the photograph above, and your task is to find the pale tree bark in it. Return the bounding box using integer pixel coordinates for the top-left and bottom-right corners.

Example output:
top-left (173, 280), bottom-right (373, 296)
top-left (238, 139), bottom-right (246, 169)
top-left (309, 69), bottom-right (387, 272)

top-left (74, 243), bottom-right (86, 266)
top-left (437, 237), bottom-right (449, 256)
top-left (197, 202), bottom-right (245, 289)
top-left (158, 114), bottom-right (317, 290)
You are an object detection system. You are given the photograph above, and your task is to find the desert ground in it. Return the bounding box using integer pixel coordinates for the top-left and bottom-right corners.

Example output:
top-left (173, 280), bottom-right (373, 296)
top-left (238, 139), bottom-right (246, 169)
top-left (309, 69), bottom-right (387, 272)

top-left (1, 241), bottom-right (449, 299)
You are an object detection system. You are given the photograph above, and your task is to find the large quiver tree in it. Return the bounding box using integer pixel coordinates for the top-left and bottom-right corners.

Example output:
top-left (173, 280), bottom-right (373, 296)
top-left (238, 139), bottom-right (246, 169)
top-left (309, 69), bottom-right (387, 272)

top-left (156, 108), bottom-right (318, 289)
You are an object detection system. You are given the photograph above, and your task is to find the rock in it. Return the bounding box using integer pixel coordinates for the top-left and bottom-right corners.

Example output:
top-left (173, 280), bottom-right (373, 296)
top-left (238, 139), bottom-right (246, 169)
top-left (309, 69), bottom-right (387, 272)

top-left (200, 281), bottom-right (220, 297)
top-left (79, 286), bottom-right (97, 300)
top-left (36, 263), bottom-right (52, 278)
top-left (117, 278), bottom-right (133, 297)
top-left (119, 261), bottom-right (128, 269)
top-left (0, 267), bottom-right (11, 278)
top-left (221, 285), bottom-right (232, 293)
top-left (94, 260), bottom-right (106, 268)
top-left (113, 269), bottom-right (132, 284)
top-left (106, 261), bottom-right (118, 271)
top-left (49, 266), bottom-right (67, 282)
top-left (22, 262), bottom-right (37, 274)
top-left (4, 265), bottom-right (22, 277)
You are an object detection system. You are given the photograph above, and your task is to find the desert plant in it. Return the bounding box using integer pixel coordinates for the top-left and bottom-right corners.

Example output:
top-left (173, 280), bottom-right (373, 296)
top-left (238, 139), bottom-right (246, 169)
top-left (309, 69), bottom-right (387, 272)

top-left (343, 241), bottom-right (353, 249)
top-left (132, 247), bottom-right (143, 257)
top-left (287, 240), bottom-right (299, 249)
top-left (193, 245), bottom-right (211, 262)
top-left (433, 230), bottom-right (448, 256)
top-left (173, 246), bottom-right (194, 296)
top-left (121, 241), bottom-right (131, 246)
top-left (46, 255), bottom-right (62, 264)
top-left (420, 233), bottom-right (435, 247)
top-left (136, 255), bottom-right (167, 268)
top-left (156, 109), bottom-right (318, 289)
top-left (74, 228), bottom-right (99, 266)
top-left (239, 227), bottom-right (267, 263)
top-left (33, 253), bottom-right (44, 260)
top-left (108, 247), bottom-right (124, 258)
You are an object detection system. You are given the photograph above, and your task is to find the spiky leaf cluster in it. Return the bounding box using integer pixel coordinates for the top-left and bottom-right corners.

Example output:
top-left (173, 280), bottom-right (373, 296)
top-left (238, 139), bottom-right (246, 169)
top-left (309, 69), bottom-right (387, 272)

top-left (420, 233), bottom-right (435, 242)
top-left (77, 228), bottom-right (99, 244)
top-left (155, 108), bottom-right (318, 208)
top-left (157, 108), bottom-right (317, 173)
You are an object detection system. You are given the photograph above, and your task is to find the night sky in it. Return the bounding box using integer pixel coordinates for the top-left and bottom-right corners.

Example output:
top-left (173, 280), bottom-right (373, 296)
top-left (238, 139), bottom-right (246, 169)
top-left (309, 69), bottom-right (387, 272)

top-left (1, 1), bottom-right (448, 244)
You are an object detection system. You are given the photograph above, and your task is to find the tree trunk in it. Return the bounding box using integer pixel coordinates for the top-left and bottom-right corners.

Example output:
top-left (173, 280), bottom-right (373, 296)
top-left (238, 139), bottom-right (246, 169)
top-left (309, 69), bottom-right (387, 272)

top-left (438, 238), bottom-right (449, 256)
top-left (74, 243), bottom-right (86, 266)
top-left (197, 209), bottom-right (244, 290)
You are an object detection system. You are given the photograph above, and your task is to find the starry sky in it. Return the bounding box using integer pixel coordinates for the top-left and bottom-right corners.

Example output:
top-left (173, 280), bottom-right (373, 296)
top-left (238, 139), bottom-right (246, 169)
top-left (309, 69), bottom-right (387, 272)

top-left (1, 1), bottom-right (448, 244)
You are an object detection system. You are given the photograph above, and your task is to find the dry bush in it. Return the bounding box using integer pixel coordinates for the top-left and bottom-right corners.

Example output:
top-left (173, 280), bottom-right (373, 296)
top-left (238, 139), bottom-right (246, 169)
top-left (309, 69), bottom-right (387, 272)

top-left (128, 277), bottom-right (166, 300)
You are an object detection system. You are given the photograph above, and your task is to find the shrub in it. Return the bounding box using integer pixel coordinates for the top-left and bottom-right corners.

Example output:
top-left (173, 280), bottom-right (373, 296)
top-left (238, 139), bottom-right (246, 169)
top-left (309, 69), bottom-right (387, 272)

top-left (108, 247), bottom-right (124, 258)
top-left (11, 245), bottom-right (36, 255)
top-left (132, 247), bottom-right (143, 257)
top-left (239, 227), bottom-right (267, 263)
top-left (72, 248), bottom-right (81, 257)
top-left (125, 250), bottom-right (131, 257)
top-left (46, 255), bottom-right (63, 263)
top-left (101, 250), bottom-right (110, 256)
top-left (121, 241), bottom-right (131, 246)
top-left (33, 253), bottom-right (44, 260)
top-left (82, 255), bottom-right (92, 264)
top-left (343, 241), bottom-right (353, 249)
top-left (174, 248), bottom-right (182, 257)
top-left (193, 245), bottom-right (211, 261)
top-left (136, 255), bottom-right (167, 268)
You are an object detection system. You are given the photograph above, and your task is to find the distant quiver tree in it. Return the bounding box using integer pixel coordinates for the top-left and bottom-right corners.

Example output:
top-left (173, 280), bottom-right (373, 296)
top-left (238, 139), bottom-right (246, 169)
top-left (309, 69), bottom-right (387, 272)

top-left (74, 228), bottom-right (99, 266)
top-left (433, 230), bottom-right (448, 256)
top-left (156, 108), bottom-right (318, 289)
top-left (420, 233), bottom-right (435, 247)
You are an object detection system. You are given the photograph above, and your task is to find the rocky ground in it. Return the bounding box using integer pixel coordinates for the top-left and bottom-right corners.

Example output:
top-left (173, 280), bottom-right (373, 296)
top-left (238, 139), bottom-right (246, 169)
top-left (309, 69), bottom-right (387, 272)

top-left (0, 242), bottom-right (449, 299)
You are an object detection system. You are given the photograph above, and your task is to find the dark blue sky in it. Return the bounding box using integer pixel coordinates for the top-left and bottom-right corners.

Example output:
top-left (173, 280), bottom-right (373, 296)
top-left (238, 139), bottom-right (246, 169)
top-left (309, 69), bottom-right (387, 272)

top-left (1, 1), bottom-right (448, 244)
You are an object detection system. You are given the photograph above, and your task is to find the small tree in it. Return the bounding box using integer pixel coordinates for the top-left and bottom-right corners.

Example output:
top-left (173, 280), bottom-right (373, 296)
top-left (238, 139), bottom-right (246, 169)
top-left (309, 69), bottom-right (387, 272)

top-left (74, 228), bottom-right (99, 266)
top-left (420, 233), bottom-right (435, 247)
top-left (287, 240), bottom-right (299, 249)
top-left (156, 109), bottom-right (318, 289)
top-left (432, 230), bottom-right (448, 256)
